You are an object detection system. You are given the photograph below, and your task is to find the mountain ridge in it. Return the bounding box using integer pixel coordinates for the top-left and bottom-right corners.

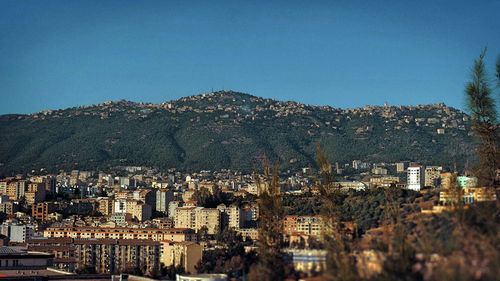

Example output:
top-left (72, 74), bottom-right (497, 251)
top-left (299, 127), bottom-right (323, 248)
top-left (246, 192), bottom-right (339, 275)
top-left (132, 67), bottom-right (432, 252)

top-left (1, 90), bottom-right (460, 117)
top-left (0, 91), bottom-right (474, 175)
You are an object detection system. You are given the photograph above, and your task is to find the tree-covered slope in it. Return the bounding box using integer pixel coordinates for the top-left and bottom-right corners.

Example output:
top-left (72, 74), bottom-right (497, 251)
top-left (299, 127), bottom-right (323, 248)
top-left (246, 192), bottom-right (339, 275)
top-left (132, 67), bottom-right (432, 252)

top-left (0, 91), bottom-right (474, 175)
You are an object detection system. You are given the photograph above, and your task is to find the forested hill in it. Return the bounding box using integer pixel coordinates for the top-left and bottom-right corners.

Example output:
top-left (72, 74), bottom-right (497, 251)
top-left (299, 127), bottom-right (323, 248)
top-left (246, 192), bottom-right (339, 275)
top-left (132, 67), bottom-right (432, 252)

top-left (0, 91), bottom-right (474, 175)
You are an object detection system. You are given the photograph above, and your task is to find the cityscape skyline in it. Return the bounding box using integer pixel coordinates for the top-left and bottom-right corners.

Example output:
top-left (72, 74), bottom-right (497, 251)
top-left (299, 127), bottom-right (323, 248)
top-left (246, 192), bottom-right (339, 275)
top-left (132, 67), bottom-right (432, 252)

top-left (0, 1), bottom-right (498, 280)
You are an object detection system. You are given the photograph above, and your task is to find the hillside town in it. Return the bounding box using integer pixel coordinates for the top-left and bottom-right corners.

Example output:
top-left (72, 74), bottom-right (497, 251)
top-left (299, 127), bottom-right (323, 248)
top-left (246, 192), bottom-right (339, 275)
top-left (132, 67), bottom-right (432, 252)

top-left (20, 91), bottom-right (469, 137)
top-left (0, 159), bottom-right (496, 280)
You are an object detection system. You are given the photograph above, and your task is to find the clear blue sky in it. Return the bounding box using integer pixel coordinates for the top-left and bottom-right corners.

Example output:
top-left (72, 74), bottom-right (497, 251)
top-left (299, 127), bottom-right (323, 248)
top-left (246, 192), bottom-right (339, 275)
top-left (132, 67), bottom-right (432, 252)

top-left (1, 0), bottom-right (499, 114)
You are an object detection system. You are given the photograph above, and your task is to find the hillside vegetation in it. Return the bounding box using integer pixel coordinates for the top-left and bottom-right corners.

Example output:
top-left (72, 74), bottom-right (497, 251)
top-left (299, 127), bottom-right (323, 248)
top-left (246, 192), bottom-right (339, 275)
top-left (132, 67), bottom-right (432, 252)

top-left (0, 91), bottom-right (474, 175)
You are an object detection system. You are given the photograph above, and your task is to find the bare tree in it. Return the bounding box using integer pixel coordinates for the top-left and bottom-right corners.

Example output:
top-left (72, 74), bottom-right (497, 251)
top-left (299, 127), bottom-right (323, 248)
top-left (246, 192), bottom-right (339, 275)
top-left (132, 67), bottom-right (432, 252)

top-left (316, 144), bottom-right (358, 281)
top-left (248, 161), bottom-right (287, 281)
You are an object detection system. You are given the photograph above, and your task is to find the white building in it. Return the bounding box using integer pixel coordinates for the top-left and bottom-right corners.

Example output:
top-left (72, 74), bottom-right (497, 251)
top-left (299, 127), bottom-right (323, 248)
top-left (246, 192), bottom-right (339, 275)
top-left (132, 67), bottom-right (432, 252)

top-left (0, 221), bottom-right (34, 243)
top-left (407, 166), bottom-right (424, 191)
top-left (114, 199), bottom-right (127, 213)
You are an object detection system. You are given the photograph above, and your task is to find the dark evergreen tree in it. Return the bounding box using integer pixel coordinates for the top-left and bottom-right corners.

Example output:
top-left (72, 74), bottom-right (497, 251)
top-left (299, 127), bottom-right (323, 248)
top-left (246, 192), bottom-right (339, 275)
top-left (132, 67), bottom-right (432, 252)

top-left (496, 55), bottom-right (500, 82)
top-left (465, 49), bottom-right (499, 186)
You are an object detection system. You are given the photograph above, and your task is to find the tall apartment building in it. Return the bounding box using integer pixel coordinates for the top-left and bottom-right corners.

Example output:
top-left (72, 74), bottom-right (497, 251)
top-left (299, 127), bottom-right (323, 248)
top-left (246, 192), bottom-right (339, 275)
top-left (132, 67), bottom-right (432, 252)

top-left (156, 189), bottom-right (174, 214)
top-left (44, 176), bottom-right (57, 194)
top-left (241, 203), bottom-right (259, 227)
top-left (407, 166), bottom-right (424, 191)
top-left (32, 202), bottom-right (57, 222)
top-left (226, 205), bottom-right (243, 229)
top-left (113, 199), bottom-right (152, 222)
top-left (174, 207), bottom-right (220, 234)
top-left (133, 189), bottom-right (156, 208)
top-left (97, 197), bottom-right (114, 216)
top-left (0, 180), bottom-right (8, 194)
top-left (175, 207), bottom-right (196, 230)
top-left (114, 198), bottom-right (127, 214)
top-left (25, 183), bottom-right (46, 205)
top-left (6, 180), bottom-right (26, 200)
top-left (424, 166), bottom-right (442, 188)
top-left (30, 176), bottom-right (57, 194)
top-left (0, 221), bottom-right (34, 243)
top-left (440, 172), bottom-right (455, 189)
top-left (131, 201), bottom-right (152, 222)
top-left (0, 201), bottom-right (18, 215)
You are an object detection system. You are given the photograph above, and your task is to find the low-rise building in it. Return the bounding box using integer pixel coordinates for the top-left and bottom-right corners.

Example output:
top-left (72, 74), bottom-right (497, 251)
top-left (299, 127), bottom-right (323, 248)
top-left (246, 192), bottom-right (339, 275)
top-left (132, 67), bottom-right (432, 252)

top-left (0, 246), bottom-right (54, 271)
top-left (43, 227), bottom-right (197, 243)
top-left (368, 176), bottom-right (400, 188)
top-left (236, 228), bottom-right (258, 241)
top-left (284, 215), bottom-right (324, 246)
top-left (160, 241), bottom-right (202, 274)
top-left (152, 217), bottom-right (174, 229)
top-left (457, 176), bottom-right (478, 188)
top-left (439, 187), bottom-right (497, 205)
top-left (75, 238), bottom-right (160, 275)
top-left (29, 237), bottom-right (160, 275)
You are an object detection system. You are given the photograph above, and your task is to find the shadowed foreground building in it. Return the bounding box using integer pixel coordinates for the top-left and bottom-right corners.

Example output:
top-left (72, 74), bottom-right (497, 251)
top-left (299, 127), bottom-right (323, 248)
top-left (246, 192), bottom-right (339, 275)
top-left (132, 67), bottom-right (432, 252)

top-left (0, 246), bottom-right (56, 278)
top-left (76, 239), bottom-right (160, 275)
top-left (28, 236), bottom-right (205, 276)
top-left (160, 241), bottom-right (202, 274)
top-left (28, 237), bottom-right (161, 275)
top-left (175, 274), bottom-right (228, 281)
